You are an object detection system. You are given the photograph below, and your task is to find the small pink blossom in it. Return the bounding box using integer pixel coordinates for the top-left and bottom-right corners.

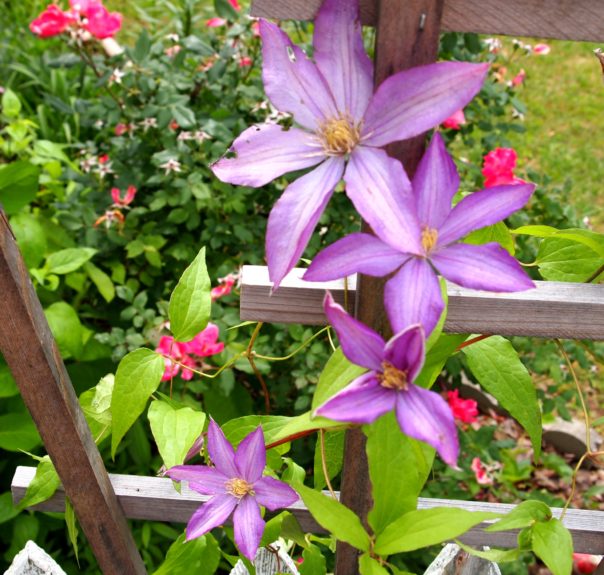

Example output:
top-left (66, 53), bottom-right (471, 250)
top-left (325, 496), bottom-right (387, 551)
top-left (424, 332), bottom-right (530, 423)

top-left (228, 0), bottom-right (240, 10)
top-left (114, 123), bottom-right (130, 136)
top-left (211, 274), bottom-right (238, 301)
top-left (471, 457), bottom-right (494, 486)
top-left (482, 148), bottom-right (526, 187)
top-left (160, 159), bottom-right (182, 174)
top-left (98, 154), bottom-right (109, 164)
top-left (84, 2), bottom-right (122, 39)
top-left (238, 56), bottom-right (253, 67)
top-left (30, 4), bottom-right (74, 37)
top-left (111, 185), bottom-right (137, 207)
top-left (206, 17), bottom-right (227, 27)
top-left (533, 43), bottom-right (551, 56)
top-left (441, 109), bottom-right (466, 130)
top-left (446, 390), bottom-right (478, 424)
top-left (140, 117), bottom-right (158, 131)
top-left (250, 21), bottom-right (260, 37)
top-left (511, 68), bottom-right (526, 87)
top-left (165, 45), bottom-right (182, 58)
top-left (97, 160), bottom-right (114, 178)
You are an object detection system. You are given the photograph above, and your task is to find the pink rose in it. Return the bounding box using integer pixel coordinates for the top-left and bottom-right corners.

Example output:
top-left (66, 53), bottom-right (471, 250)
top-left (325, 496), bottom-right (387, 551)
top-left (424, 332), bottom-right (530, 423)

top-left (84, 2), bottom-right (122, 39)
top-left (441, 109), bottom-right (466, 130)
top-left (482, 148), bottom-right (526, 187)
top-left (30, 4), bottom-right (73, 38)
top-left (446, 389), bottom-right (478, 424)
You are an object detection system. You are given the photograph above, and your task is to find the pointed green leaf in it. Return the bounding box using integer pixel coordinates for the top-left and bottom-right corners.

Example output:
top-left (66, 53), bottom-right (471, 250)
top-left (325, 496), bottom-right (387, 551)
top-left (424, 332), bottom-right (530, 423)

top-left (463, 336), bottom-right (541, 459)
top-left (314, 430), bottom-right (345, 490)
top-left (465, 222), bottom-right (515, 255)
top-left (0, 360), bottom-right (18, 398)
top-left (148, 400), bottom-right (206, 470)
top-left (486, 500), bottom-right (551, 532)
top-left (10, 212), bottom-right (47, 268)
top-left (536, 238), bottom-right (603, 282)
top-left (153, 533), bottom-right (220, 575)
top-left (84, 262), bottom-right (115, 302)
top-left (299, 544), bottom-right (327, 575)
top-left (374, 507), bottom-right (501, 556)
top-left (513, 225), bottom-right (604, 258)
top-left (456, 540), bottom-right (523, 562)
top-left (295, 483), bottom-right (371, 552)
top-left (45, 247), bottom-right (97, 275)
top-left (0, 492), bottom-right (20, 525)
top-left (44, 302), bottom-right (83, 359)
top-left (414, 333), bottom-right (467, 389)
top-left (2, 88), bottom-right (22, 117)
top-left (17, 456), bottom-right (60, 510)
top-left (80, 374), bottom-right (114, 443)
top-left (169, 247), bottom-right (211, 342)
top-left (365, 412), bottom-right (433, 535)
top-left (0, 161), bottom-right (40, 214)
top-left (65, 498), bottom-right (79, 564)
top-left (312, 347), bottom-right (366, 411)
top-left (359, 554), bottom-right (389, 575)
top-left (111, 349), bottom-right (165, 457)
top-left (0, 413), bottom-right (41, 452)
top-left (531, 519), bottom-right (573, 575)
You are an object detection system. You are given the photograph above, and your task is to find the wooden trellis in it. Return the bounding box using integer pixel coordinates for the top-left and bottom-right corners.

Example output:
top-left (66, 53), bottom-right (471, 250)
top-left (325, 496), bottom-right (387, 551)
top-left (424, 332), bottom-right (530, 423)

top-left (4, 0), bottom-right (604, 573)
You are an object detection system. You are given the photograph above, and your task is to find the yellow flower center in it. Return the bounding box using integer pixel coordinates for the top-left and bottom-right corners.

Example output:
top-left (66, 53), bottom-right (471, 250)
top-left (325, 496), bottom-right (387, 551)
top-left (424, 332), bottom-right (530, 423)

top-left (421, 226), bottom-right (439, 254)
top-left (379, 361), bottom-right (408, 391)
top-left (318, 115), bottom-right (360, 156)
top-left (226, 478), bottom-right (255, 498)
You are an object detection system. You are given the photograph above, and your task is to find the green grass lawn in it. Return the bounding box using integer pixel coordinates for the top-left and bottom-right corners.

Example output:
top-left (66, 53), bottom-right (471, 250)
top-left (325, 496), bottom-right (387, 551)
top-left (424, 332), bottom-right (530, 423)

top-left (504, 38), bottom-right (604, 231)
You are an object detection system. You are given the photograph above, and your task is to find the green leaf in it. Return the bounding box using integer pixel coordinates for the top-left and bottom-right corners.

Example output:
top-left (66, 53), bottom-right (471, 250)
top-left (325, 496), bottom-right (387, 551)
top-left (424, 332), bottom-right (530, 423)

top-left (465, 222), bottom-right (515, 255)
top-left (0, 360), bottom-right (18, 398)
top-left (312, 347), bottom-right (366, 411)
top-left (65, 498), bottom-right (79, 564)
top-left (359, 554), bottom-right (389, 575)
top-left (513, 225), bottom-right (604, 258)
top-left (148, 400), bottom-right (206, 470)
top-left (44, 302), bottom-right (83, 359)
top-left (486, 500), bottom-right (551, 532)
top-left (84, 262), bottom-right (115, 302)
top-left (0, 413), bottom-right (41, 451)
top-left (80, 374), bottom-right (114, 444)
top-left (2, 88), bottom-right (22, 117)
top-left (531, 519), bottom-right (573, 575)
top-left (214, 0), bottom-right (239, 19)
top-left (133, 29), bottom-right (151, 62)
top-left (45, 247), bottom-right (97, 275)
top-left (299, 545), bottom-right (327, 575)
top-left (365, 412), bottom-right (431, 535)
top-left (314, 430), bottom-right (344, 490)
top-left (153, 533), bottom-right (221, 575)
top-left (0, 161), bottom-right (40, 214)
top-left (17, 456), bottom-right (60, 510)
top-left (295, 483), bottom-right (371, 552)
top-left (463, 336), bottom-right (542, 459)
top-left (111, 349), bottom-right (165, 458)
top-left (0, 492), bottom-right (20, 525)
top-left (456, 540), bottom-right (523, 562)
top-left (374, 507), bottom-right (501, 556)
top-left (32, 140), bottom-right (73, 166)
top-left (414, 333), bottom-right (467, 389)
top-left (10, 213), bottom-right (47, 268)
top-left (536, 238), bottom-right (603, 282)
top-left (169, 247), bottom-right (211, 342)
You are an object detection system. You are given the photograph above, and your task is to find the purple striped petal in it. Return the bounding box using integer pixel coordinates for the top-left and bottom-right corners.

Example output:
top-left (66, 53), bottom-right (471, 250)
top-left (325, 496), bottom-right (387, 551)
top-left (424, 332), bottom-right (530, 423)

top-left (211, 124), bottom-right (324, 187)
top-left (267, 157), bottom-right (345, 289)
top-left (260, 20), bottom-right (338, 131)
top-left (324, 291), bottom-right (385, 371)
top-left (432, 242), bottom-right (535, 292)
top-left (207, 419), bottom-right (239, 478)
top-left (303, 233), bottom-right (409, 282)
top-left (315, 372), bottom-right (396, 424)
top-left (362, 62), bottom-right (489, 147)
top-left (313, 0), bottom-right (373, 122)
top-left (233, 496), bottom-right (265, 562)
top-left (395, 385), bottom-right (459, 466)
top-left (385, 258), bottom-right (444, 337)
top-left (345, 146), bottom-right (422, 253)
top-left (166, 465), bottom-right (228, 496)
top-left (235, 426), bottom-right (266, 484)
top-left (185, 494), bottom-right (237, 540)
top-left (437, 183), bottom-right (536, 246)
top-left (383, 324), bottom-right (425, 383)
top-left (413, 132), bottom-right (460, 229)
top-left (253, 476), bottom-right (299, 511)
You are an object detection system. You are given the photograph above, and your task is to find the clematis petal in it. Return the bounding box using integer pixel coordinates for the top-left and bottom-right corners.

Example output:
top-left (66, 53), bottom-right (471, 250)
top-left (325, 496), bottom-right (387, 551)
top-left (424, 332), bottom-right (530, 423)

top-left (207, 419), bottom-right (240, 478)
top-left (166, 465), bottom-right (229, 496)
top-left (431, 242), bottom-right (535, 292)
top-left (413, 132), bottom-right (460, 229)
top-left (437, 183), bottom-right (535, 246)
top-left (383, 324), bottom-right (425, 383)
top-left (267, 157), bottom-right (345, 289)
top-left (395, 385), bottom-right (459, 466)
top-left (260, 20), bottom-right (338, 130)
top-left (362, 62), bottom-right (489, 147)
top-left (313, 0), bottom-right (373, 122)
top-left (323, 291), bottom-right (385, 371)
top-left (233, 496), bottom-right (265, 562)
top-left (185, 494), bottom-right (237, 540)
top-left (254, 476), bottom-right (299, 511)
top-left (385, 258), bottom-right (444, 337)
top-left (304, 233), bottom-right (409, 282)
top-left (211, 123), bottom-right (324, 187)
top-left (235, 426), bottom-right (266, 483)
top-left (315, 372), bottom-right (396, 423)
top-left (345, 146), bottom-right (422, 253)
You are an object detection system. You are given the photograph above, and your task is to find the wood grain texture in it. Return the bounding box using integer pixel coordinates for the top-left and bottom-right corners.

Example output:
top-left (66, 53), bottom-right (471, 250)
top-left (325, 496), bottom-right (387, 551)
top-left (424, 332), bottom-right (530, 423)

top-left (241, 265), bottom-right (604, 340)
top-left (0, 214), bottom-right (146, 575)
top-left (251, 0), bottom-right (604, 42)
top-left (13, 466), bottom-right (604, 555)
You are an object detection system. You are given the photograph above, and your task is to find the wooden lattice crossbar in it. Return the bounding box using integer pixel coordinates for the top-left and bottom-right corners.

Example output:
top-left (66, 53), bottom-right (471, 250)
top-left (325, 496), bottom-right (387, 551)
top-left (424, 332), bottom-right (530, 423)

top-left (5, 0), bottom-right (604, 573)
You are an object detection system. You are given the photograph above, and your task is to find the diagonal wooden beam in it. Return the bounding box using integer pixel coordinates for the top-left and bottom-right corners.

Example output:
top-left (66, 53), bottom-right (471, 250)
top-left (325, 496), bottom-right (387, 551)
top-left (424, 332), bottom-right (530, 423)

top-left (0, 210), bottom-right (146, 575)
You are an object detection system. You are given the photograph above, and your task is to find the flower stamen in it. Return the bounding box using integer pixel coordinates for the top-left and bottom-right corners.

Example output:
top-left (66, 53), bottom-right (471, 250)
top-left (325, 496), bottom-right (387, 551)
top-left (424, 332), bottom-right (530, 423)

top-left (318, 115), bottom-right (360, 156)
top-left (421, 226), bottom-right (439, 254)
top-left (379, 361), bottom-right (408, 390)
top-left (226, 478), bottom-right (255, 498)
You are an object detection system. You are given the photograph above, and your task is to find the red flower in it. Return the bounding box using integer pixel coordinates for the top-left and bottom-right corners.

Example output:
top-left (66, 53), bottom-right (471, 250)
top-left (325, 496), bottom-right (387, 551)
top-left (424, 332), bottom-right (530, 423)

top-left (482, 148), bottom-right (525, 187)
top-left (573, 554), bottom-right (599, 574)
top-left (83, 2), bottom-right (122, 39)
top-left (228, 0), bottom-right (240, 10)
top-left (446, 389), bottom-right (478, 424)
top-left (30, 4), bottom-right (73, 38)
top-left (98, 153), bottom-right (110, 164)
top-left (111, 185), bottom-right (137, 207)
top-left (238, 56), bottom-right (253, 67)
top-left (441, 109), bottom-right (466, 130)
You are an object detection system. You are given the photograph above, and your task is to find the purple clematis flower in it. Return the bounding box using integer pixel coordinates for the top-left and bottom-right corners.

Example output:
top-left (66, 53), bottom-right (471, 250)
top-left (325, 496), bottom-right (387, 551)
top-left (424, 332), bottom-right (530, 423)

top-left (166, 419), bottom-right (299, 561)
top-left (211, 0), bottom-right (489, 289)
top-left (304, 133), bottom-right (536, 337)
top-left (316, 292), bottom-right (458, 465)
